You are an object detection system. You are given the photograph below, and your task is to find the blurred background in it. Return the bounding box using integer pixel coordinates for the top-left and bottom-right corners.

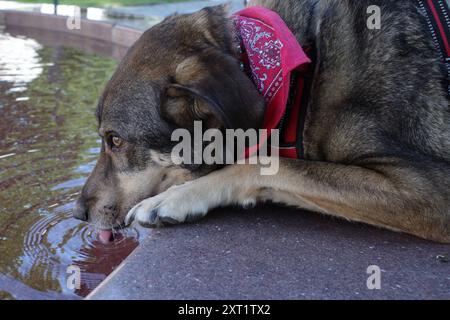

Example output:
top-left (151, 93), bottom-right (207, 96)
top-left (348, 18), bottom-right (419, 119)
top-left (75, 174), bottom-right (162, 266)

top-left (0, 0), bottom-right (247, 29)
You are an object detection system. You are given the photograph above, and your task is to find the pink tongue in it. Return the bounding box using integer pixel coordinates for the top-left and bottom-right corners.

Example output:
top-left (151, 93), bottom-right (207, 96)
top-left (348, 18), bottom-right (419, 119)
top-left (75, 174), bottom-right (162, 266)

top-left (99, 230), bottom-right (113, 244)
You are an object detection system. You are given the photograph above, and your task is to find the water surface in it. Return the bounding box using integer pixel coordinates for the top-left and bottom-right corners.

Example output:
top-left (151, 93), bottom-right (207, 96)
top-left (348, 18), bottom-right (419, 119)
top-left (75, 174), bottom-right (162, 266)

top-left (0, 31), bottom-right (143, 299)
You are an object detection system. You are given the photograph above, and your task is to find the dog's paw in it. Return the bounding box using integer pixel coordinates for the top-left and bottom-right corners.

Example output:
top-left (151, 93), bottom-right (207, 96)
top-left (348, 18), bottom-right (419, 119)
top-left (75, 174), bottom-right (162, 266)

top-left (125, 182), bottom-right (210, 228)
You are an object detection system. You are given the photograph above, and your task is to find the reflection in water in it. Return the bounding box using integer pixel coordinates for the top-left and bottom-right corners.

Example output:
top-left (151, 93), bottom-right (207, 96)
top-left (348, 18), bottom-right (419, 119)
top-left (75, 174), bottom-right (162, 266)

top-left (0, 1), bottom-right (162, 30)
top-left (0, 34), bottom-right (42, 91)
top-left (0, 32), bottom-right (142, 299)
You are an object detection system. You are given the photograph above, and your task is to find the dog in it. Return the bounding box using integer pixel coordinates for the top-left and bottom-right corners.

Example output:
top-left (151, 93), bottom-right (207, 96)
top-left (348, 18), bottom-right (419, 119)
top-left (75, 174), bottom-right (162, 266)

top-left (73, 0), bottom-right (450, 243)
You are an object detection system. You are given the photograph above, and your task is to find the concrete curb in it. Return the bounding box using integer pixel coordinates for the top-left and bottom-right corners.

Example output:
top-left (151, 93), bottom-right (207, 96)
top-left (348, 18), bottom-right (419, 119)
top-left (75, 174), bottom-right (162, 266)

top-left (0, 10), bottom-right (143, 54)
top-left (105, 0), bottom-right (244, 20)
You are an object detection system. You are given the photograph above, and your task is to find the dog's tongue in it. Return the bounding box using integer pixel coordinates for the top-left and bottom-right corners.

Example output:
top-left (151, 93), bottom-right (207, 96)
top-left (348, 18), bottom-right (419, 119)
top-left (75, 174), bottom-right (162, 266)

top-left (98, 230), bottom-right (113, 244)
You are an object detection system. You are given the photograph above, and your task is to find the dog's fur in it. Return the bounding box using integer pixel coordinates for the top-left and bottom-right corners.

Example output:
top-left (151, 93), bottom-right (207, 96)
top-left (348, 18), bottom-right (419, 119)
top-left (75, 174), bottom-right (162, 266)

top-left (73, 0), bottom-right (450, 243)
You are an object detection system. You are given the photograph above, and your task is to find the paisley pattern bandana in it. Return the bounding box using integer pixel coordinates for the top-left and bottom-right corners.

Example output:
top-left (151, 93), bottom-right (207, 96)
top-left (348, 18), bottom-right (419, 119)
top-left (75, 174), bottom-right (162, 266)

top-left (233, 6), bottom-right (311, 158)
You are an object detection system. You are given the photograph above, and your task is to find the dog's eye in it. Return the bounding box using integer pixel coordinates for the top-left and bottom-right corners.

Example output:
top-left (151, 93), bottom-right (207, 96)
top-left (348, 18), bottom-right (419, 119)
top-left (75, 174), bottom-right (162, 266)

top-left (111, 136), bottom-right (123, 148)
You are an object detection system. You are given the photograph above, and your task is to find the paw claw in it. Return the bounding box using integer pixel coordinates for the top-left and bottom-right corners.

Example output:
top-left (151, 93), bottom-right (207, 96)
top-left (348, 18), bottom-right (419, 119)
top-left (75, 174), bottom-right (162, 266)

top-left (149, 209), bottom-right (158, 223)
top-left (159, 216), bottom-right (180, 225)
top-left (124, 206), bottom-right (138, 226)
top-left (137, 209), bottom-right (162, 228)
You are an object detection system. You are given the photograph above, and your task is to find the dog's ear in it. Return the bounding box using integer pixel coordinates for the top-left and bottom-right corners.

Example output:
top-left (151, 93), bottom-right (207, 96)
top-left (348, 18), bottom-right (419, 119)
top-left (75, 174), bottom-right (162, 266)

top-left (189, 4), bottom-right (234, 52)
top-left (162, 50), bottom-right (266, 130)
top-left (164, 82), bottom-right (229, 130)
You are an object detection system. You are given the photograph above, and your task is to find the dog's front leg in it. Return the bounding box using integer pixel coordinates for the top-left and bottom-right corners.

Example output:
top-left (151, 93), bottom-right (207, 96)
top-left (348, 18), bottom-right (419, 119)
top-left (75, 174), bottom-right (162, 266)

top-left (125, 156), bottom-right (286, 227)
top-left (122, 156), bottom-right (343, 227)
top-left (126, 157), bottom-right (450, 243)
top-left (124, 168), bottom-right (254, 227)
top-left (124, 158), bottom-right (333, 228)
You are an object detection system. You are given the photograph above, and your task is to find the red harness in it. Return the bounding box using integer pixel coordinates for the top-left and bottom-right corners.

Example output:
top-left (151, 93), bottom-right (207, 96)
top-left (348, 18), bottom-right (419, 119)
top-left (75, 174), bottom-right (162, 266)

top-left (418, 0), bottom-right (450, 96)
top-left (234, 7), bottom-right (312, 159)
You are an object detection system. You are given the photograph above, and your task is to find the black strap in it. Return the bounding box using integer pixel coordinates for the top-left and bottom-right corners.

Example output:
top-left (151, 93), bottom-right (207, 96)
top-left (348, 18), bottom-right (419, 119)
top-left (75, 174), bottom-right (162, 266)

top-left (418, 0), bottom-right (450, 96)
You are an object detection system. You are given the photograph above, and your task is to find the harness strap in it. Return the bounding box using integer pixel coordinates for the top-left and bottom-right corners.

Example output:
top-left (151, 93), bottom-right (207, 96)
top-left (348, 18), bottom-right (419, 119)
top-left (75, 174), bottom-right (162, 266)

top-left (418, 0), bottom-right (450, 95)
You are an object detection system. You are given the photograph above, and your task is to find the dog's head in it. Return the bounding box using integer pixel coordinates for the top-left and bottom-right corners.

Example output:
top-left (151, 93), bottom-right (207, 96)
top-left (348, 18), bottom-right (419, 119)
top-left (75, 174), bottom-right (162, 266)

top-left (72, 5), bottom-right (265, 229)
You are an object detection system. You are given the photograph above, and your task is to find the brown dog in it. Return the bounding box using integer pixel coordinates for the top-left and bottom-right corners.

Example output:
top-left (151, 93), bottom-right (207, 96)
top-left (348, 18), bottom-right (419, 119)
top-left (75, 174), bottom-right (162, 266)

top-left (73, 0), bottom-right (450, 243)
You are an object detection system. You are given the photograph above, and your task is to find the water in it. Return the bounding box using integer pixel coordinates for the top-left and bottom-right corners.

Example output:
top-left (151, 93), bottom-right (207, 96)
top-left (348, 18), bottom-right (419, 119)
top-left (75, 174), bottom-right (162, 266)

top-left (0, 31), bottom-right (143, 299)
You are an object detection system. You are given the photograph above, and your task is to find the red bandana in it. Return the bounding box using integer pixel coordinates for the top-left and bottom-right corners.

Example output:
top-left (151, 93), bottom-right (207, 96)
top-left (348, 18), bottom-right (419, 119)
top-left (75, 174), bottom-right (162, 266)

top-left (234, 6), bottom-right (311, 158)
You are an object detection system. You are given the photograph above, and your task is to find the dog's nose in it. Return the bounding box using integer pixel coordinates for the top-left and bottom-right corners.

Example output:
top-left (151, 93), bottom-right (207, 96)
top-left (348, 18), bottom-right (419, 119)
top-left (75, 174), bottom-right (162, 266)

top-left (73, 198), bottom-right (88, 221)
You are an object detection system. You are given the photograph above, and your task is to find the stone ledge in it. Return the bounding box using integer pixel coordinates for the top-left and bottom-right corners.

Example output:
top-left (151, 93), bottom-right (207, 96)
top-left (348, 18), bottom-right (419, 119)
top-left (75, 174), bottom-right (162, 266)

top-left (0, 10), bottom-right (143, 58)
top-left (87, 205), bottom-right (450, 300)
